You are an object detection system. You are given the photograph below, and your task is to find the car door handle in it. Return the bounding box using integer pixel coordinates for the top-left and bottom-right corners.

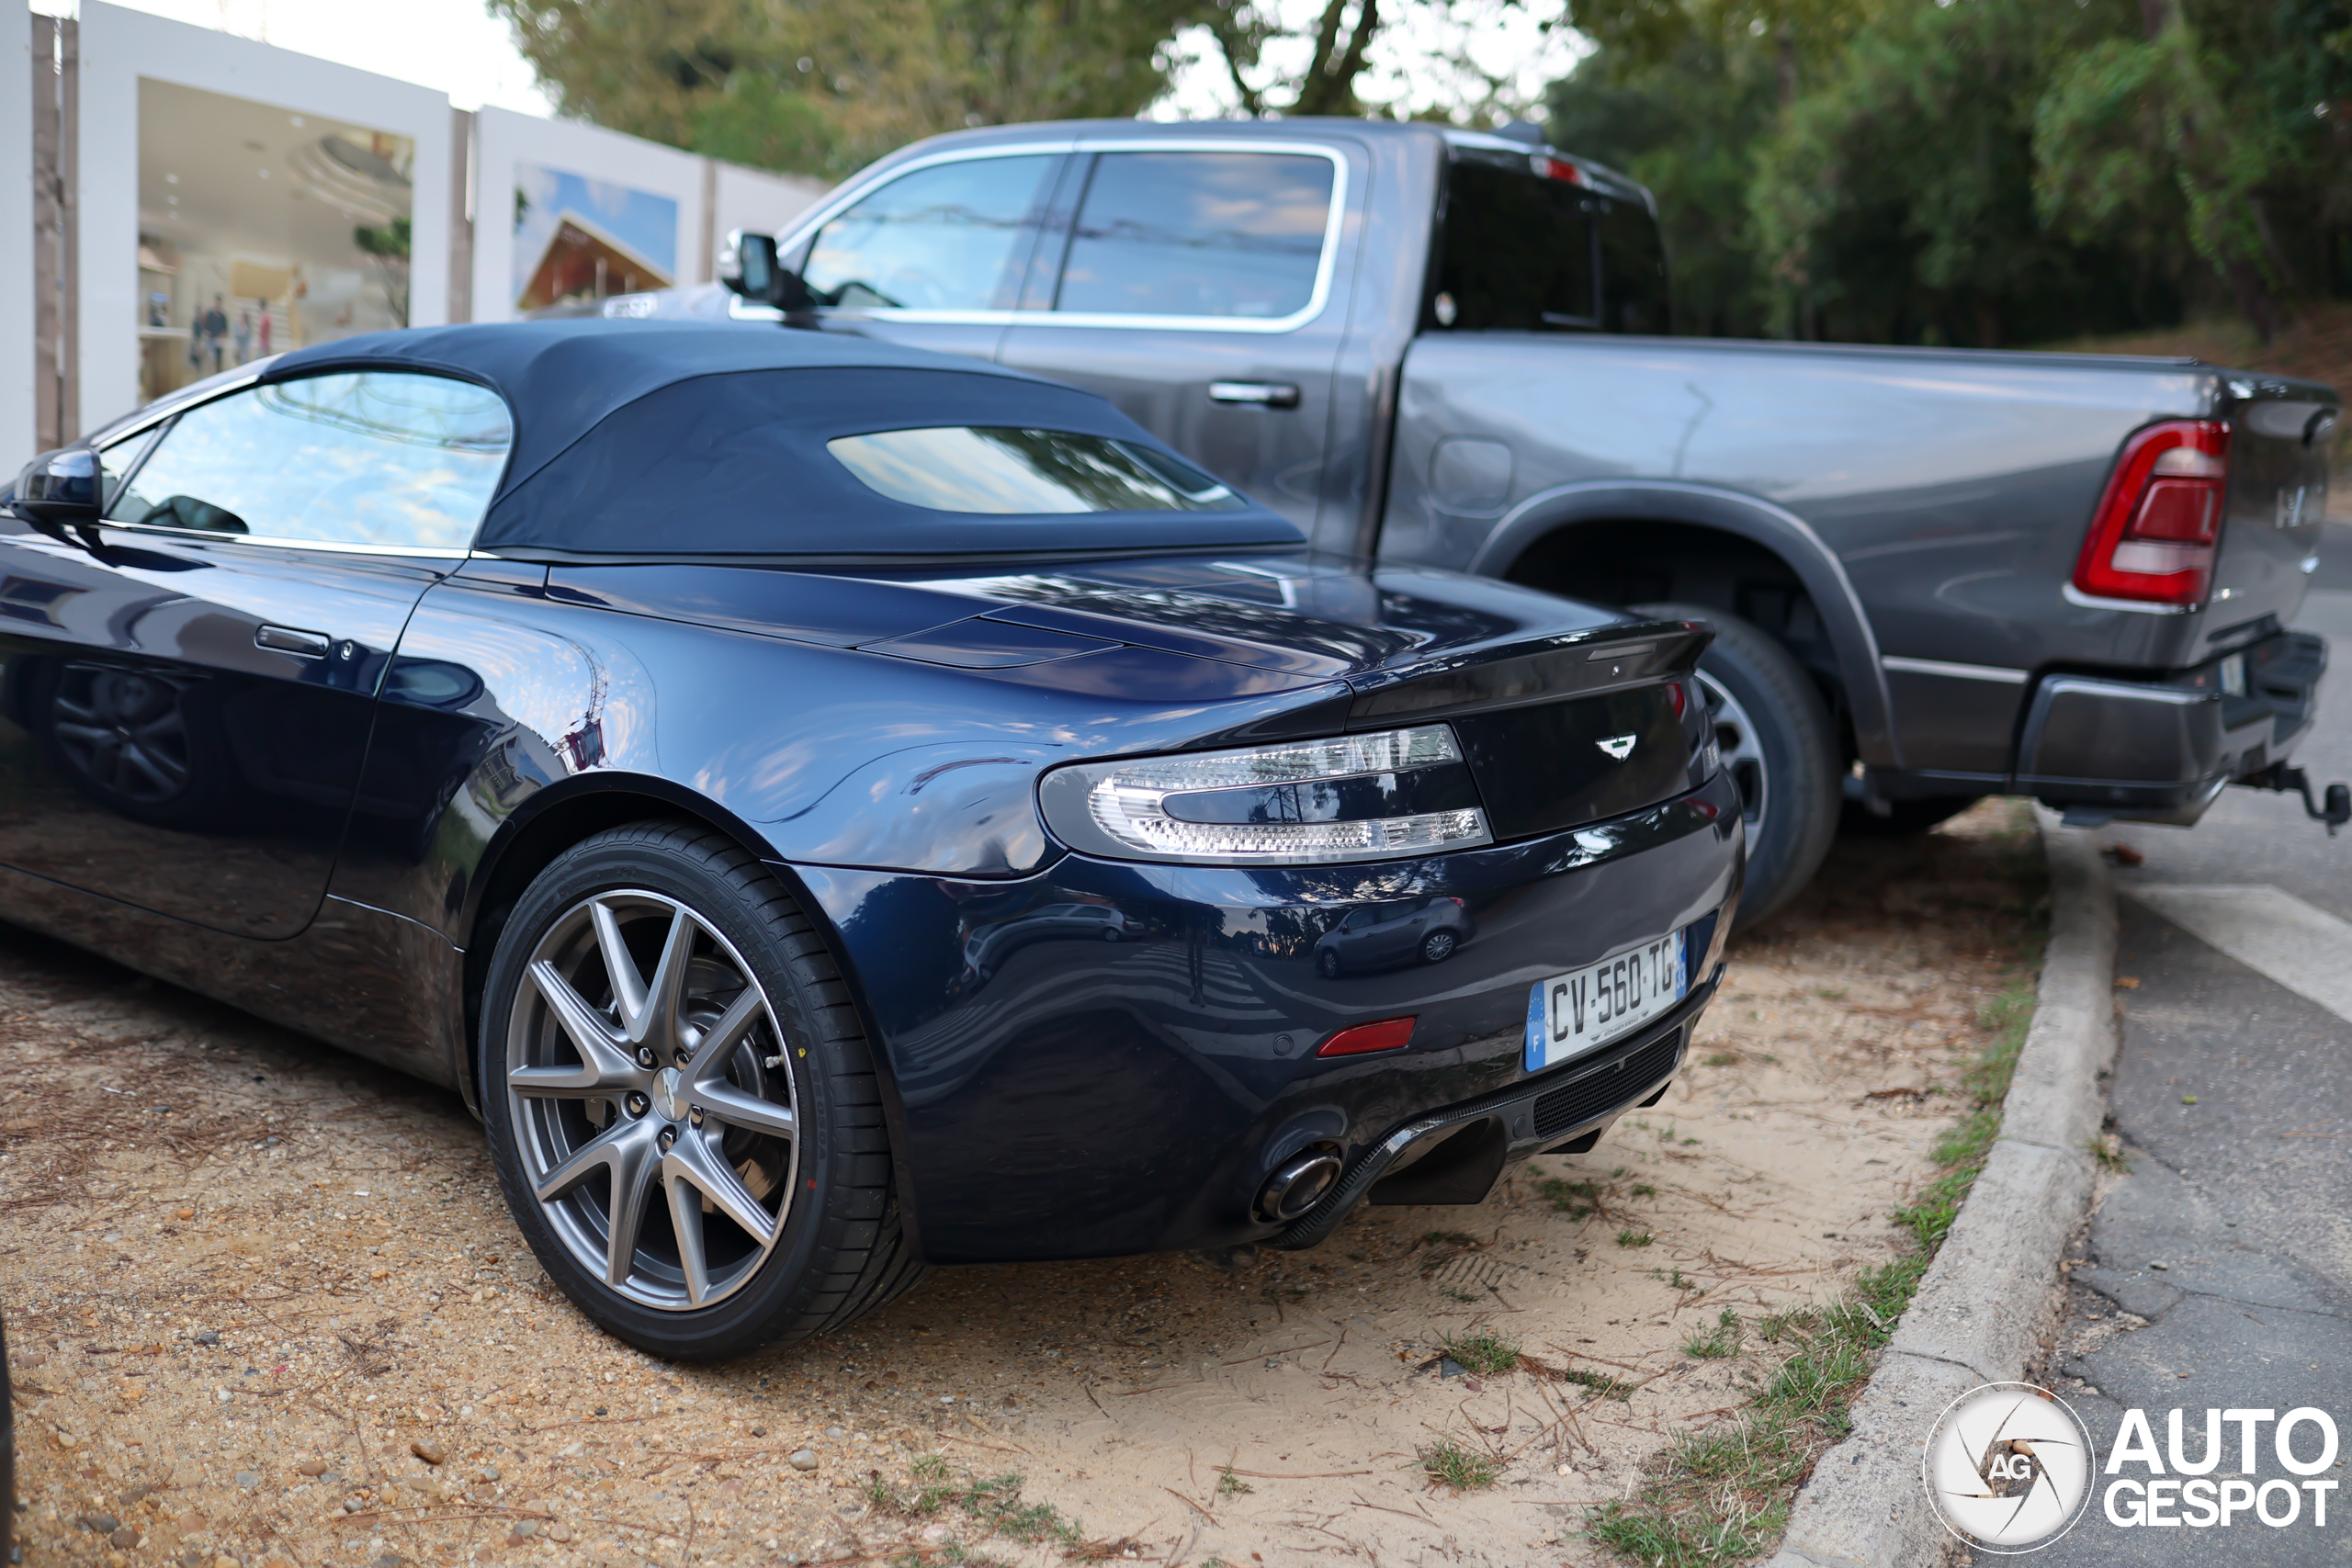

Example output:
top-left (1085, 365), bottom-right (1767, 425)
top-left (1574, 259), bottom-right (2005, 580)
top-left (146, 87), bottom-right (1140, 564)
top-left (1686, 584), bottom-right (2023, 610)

top-left (255, 624), bottom-right (331, 659)
top-left (1208, 381), bottom-right (1302, 409)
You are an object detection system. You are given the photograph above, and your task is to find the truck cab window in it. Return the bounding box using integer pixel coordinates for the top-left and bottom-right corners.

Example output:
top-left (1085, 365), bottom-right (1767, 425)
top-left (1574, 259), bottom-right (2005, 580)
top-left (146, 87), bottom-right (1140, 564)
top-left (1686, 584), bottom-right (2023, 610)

top-left (801, 155), bottom-right (1057, 311)
top-left (1053, 152), bottom-right (1334, 320)
top-left (1597, 197), bottom-right (1670, 333)
top-left (1431, 157), bottom-right (1671, 335)
top-left (1433, 160), bottom-right (1597, 332)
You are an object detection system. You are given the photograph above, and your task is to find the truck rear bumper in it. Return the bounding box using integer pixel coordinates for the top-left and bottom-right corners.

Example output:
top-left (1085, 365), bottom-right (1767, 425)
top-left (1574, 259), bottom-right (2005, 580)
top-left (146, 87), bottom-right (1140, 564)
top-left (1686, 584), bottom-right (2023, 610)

top-left (2014, 631), bottom-right (2327, 824)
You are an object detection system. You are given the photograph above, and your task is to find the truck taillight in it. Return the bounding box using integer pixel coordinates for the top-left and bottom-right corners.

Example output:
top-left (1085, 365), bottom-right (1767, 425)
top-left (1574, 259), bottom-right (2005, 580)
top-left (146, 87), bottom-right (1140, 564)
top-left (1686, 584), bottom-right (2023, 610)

top-left (2074, 419), bottom-right (2231, 606)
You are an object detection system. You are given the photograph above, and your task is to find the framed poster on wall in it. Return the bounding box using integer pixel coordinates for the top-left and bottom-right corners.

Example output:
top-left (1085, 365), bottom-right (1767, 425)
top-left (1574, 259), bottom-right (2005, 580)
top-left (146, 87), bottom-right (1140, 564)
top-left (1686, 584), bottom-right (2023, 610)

top-left (471, 107), bottom-right (705, 324)
top-left (74, 1), bottom-right (453, 430)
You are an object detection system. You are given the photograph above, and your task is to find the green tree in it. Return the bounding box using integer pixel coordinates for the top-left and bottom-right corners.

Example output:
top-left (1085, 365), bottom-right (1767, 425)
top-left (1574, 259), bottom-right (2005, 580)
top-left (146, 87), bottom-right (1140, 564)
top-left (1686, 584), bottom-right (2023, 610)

top-left (2034, 0), bottom-right (2352, 338)
top-left (1746, 0), bottom-right (2166, 345)
top-left (490, 0), bottom-right (1205, 178)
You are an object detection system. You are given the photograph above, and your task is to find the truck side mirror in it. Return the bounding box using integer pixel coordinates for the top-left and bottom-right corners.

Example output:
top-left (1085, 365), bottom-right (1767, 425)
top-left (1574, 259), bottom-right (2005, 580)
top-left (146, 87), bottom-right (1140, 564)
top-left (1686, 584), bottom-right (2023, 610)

top-left (722, 229), bottom-right (778, 299)
top-left (720, 229), bottom-right (813, 312)
top-left (9, 447), bottom-right (102, 538)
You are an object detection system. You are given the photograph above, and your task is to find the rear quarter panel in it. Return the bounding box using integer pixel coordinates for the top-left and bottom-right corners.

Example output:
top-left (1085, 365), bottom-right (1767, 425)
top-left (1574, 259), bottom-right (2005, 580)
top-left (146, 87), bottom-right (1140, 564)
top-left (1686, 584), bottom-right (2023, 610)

top-left (1376, 333), bottom-right (2257, 772)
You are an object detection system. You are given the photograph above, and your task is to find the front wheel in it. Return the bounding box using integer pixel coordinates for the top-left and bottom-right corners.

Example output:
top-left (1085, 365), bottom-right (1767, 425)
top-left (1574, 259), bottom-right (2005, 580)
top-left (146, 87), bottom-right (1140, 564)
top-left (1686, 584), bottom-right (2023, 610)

top-left (1632, 602), bottom-right (1841, 931)
top-left (480, 820), bottom-right (922, 1360)
top-left (1420, 930), bottom-right (1458, 964)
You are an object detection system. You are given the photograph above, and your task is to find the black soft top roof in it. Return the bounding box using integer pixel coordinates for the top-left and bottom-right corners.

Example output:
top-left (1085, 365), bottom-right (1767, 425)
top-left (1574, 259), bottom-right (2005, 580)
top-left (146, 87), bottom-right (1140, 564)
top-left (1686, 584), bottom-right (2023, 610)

top-left (267, 320), bottom-right (1302, 558)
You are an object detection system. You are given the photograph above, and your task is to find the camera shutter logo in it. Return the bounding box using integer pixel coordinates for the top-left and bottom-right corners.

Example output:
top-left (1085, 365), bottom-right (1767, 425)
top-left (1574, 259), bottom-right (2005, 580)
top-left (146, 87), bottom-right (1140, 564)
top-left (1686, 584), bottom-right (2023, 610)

top-left (1923, 1382), bottom-right (2098, 1552)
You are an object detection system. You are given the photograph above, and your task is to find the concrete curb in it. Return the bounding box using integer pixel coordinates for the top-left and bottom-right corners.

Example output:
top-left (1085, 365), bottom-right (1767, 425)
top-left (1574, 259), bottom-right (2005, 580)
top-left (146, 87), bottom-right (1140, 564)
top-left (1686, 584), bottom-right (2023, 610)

top-left (1758, 812), bottom-right (2117, 1568)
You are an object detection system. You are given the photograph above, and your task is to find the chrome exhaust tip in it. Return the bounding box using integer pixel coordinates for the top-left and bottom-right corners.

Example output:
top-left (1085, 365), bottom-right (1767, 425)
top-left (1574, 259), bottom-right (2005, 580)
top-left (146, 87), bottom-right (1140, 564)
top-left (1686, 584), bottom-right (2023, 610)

top-left (1256, 1149), bottom-right (1343, 1223)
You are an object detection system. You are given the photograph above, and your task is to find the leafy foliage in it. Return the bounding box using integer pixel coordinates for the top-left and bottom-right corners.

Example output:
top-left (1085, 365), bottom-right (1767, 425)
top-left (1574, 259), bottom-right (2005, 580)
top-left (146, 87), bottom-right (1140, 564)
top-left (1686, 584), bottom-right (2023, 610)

top-left (490, 0), bottom-right (1204, 177)
top-left (1550, 0), bottom-right (2352, 342)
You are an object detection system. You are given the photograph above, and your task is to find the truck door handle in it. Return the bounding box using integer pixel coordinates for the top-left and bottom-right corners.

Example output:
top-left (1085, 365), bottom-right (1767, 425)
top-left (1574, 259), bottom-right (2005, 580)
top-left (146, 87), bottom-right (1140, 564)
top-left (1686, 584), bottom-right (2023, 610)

top-left (255, 624), bottom-right (331, 659)
top-left (1209, 381), bottom-right (1302, 409)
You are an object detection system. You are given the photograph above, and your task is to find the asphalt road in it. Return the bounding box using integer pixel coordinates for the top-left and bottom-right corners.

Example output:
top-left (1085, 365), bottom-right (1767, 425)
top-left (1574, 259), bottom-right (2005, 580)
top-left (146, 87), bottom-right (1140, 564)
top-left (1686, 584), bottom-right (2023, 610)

top-left (1983, 553), bottom-right (2352, 1563)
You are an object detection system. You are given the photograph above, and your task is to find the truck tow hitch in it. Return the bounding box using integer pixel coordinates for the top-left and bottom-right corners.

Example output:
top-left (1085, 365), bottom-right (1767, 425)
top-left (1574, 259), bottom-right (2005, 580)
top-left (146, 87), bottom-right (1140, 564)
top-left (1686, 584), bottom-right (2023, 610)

top-left (2248, 762), bottom-right (2352, 836)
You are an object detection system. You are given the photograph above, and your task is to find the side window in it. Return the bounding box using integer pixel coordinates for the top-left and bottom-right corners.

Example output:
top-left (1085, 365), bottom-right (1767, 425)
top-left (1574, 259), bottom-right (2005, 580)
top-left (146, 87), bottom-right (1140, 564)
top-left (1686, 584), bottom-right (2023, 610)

top-left (1433, 160), bottom-right (1596, 333)
top-left (1597, 199), bottom-right (1671, 334)
top-left (96, 424), bottom-right (164, 513)
top-left (1053, 152), bottom-right (1335, 321)
top-left (104, 373), bottom-right (512, 549)
top-left (800, 155), bottom-right (1057, 311)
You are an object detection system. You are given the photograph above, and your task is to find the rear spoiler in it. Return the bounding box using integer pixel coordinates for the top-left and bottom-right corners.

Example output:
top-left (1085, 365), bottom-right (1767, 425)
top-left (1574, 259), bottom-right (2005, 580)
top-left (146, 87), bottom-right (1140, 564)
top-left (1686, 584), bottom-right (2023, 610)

top-left (1344, 618), bottom-right (1711, 728)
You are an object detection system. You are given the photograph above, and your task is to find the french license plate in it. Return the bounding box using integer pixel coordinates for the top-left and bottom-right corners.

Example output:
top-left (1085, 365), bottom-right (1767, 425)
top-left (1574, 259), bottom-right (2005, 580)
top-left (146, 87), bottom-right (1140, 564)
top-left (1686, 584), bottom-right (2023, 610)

top-left (1523, 930), bottom-right (1688, 1072)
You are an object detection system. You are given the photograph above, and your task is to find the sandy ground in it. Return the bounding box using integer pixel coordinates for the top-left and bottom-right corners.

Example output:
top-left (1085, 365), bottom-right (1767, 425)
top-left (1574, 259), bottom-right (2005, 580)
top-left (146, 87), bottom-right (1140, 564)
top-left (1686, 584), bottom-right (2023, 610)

top-left (4, 804), bottom-right (2041, 1568)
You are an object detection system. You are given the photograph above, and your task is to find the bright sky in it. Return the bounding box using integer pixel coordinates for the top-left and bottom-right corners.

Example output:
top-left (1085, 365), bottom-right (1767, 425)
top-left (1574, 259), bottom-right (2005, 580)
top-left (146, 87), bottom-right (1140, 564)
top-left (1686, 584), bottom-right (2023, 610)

top-left (33, 0), bottom-right (1584, 128)
top-left (33, 0), bottom-right (559, 113)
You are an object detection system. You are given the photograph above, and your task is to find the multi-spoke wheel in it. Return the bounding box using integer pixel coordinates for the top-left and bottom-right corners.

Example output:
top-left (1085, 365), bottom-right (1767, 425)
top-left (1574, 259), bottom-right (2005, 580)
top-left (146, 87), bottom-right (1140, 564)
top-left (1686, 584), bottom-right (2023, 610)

top-left (481, 822), bottom-right (923, 1359)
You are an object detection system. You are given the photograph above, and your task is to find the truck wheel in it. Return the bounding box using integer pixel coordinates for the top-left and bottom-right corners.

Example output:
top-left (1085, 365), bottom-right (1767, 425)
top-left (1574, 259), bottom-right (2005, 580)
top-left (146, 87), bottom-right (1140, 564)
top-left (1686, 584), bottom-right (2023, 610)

top-left (1632, 602), bottom-right (1839, 930)
top-left (481, 820), bottom-right (923, 1360)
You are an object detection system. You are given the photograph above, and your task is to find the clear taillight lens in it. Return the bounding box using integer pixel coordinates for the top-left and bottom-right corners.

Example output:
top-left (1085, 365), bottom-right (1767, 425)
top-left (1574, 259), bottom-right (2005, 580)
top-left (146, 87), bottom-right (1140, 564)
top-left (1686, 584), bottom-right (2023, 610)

top-left (2075, 420), bottom-right (2231, 605)
top-left (1037, 724), bottom-right (1493, 865)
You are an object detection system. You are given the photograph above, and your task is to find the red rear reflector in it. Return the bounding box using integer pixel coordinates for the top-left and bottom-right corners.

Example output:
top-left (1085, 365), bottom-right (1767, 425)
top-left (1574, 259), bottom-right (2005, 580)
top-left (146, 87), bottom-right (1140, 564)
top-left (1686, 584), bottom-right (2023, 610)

top-left (2074, 419), bottom-right (2230, 605)
top-left (1317, 1017), bottom-right (1417, 1057)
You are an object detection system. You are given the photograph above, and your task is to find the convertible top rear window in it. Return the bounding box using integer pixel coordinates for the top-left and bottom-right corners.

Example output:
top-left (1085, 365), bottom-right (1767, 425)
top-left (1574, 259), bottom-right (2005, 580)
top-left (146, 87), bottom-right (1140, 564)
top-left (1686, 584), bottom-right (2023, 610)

top-left (828, 428), bottom-right (1246, 514)
top-left (476, 365), bottom-right (1301, 557)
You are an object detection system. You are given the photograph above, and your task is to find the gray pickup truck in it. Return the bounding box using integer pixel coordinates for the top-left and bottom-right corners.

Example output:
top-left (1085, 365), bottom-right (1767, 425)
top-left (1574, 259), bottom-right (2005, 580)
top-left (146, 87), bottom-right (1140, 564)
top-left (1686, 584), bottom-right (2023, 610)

top-left (662, 117), bottom-right (2344, 922)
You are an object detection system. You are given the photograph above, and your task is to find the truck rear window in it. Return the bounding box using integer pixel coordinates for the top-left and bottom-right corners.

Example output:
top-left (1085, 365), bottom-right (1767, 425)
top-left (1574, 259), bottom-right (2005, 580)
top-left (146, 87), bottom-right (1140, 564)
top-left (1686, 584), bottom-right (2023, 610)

top-left (1430, 158), bottom-right (1670, 335)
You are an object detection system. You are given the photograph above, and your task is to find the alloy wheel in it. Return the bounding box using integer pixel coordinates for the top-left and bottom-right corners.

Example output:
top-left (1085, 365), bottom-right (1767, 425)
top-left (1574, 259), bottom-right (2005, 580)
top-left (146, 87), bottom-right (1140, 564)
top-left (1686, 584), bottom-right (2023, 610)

top-left (1697, 671), bottom-right (1769, 833)
top-left (504, 890), bottom-right (798, 1312)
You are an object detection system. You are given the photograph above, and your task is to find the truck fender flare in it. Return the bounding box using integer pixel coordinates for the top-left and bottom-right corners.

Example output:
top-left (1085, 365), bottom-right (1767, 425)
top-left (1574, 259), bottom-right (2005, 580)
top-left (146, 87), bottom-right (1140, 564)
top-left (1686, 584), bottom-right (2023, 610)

top-left (1465, 479), bottom-right (1898, 769)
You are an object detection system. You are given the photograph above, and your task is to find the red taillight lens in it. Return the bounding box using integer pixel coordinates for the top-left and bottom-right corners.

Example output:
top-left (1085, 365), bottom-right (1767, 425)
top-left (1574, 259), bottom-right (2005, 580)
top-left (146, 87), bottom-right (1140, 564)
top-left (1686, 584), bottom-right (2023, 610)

top-left (1317, 1016), bottom-right (1416, 1057)
top-left (2074, 420), bottom-right (2230, 605)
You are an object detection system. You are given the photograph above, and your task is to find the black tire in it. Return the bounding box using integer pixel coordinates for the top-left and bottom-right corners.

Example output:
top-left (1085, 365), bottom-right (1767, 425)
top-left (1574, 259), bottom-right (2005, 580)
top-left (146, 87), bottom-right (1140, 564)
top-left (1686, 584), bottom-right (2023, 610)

top-left (480, 820), bottom-right (922, 1360)
top-left (1317, 949), bottom-right (1341, 978)
top-left (1840, 793), bottom-right (1983, 838)
top-left (1632, 601), bottom-right (1840, 931)
top-left (1420, 930), bottom-right (1457, 964)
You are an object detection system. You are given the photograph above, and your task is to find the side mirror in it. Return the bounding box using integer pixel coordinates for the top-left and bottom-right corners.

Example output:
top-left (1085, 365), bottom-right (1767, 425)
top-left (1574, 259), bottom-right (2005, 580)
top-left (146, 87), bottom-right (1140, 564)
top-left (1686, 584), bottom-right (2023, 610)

top-left (719, 228), bottom-right (812, 311)
top-left (11, 447), bottom-right (102, 537)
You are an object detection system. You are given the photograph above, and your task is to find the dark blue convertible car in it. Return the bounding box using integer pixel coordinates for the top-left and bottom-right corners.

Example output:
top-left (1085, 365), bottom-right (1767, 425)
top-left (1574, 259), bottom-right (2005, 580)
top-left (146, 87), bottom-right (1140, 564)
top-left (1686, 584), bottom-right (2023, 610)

top-left (2, 322), bottom-right (1740, 1359)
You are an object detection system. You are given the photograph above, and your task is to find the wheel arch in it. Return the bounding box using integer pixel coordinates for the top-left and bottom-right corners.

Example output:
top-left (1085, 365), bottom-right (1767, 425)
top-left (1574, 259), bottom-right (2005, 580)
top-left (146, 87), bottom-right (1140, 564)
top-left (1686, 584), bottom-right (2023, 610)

top-left (1466, 480), bottom-right (1899, 768)
top-left (453, 772), bottom-right (928, 1258)
top-left (452, 776), bottom-right (888, 1115)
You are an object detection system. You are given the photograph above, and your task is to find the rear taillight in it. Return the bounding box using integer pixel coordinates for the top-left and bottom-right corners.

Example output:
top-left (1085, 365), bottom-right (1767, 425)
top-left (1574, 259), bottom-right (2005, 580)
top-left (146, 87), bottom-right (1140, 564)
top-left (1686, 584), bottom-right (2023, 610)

top-left (2074, 420), bottom-right (2231, 606)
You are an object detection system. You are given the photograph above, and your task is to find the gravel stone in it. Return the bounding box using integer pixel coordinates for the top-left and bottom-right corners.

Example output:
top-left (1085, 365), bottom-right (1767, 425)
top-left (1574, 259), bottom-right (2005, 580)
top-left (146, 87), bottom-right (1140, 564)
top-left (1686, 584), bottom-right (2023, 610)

top-left (192, 1331), bottom-right (219, 1347)
top-left (77, 1513), bottom-right (119, 1533)
top-left (234, 1470), bottom-right (260, 1489)
top-left (788, 1450), bottom-right (820, 1472)
top-left (410, 1438), bottom-right (447, 1465)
